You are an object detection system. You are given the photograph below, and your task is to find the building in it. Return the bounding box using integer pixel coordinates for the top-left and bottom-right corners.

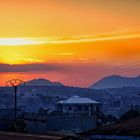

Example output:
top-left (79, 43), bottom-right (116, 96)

top-left (24, 112), bottom-right (97, 134)
top-left (0, 107), bottom-right (25, 120)
top-left (0, 107), bottom-right (26, 131)
top-left (23, 96), bottom-right (101, 134)
top-left (56, 96), bottom-right (101, 115)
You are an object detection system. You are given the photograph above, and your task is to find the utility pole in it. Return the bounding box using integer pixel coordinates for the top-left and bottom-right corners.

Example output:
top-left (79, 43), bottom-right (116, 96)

top-left (6, 79), bottom-right (25, 121)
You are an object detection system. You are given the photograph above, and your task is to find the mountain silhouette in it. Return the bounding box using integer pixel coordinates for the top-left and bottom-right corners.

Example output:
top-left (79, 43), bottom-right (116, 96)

top-left (25, 78), bottom-right (63, 86)
top-left (89, 75), bottom-right (140, 89)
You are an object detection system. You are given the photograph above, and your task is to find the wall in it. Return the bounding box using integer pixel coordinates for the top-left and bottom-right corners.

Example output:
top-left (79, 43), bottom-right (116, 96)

top-left (25, 115), bottom-right (97, 134)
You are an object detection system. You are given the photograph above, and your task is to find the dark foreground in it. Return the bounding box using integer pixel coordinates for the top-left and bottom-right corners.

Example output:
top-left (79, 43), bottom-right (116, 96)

top-left (0, 131), bottom-right (84, 140)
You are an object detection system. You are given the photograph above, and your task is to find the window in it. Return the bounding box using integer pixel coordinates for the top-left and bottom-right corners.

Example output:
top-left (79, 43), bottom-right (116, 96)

top-left (85, 107), bottom-right (89, 111)
top-left (78, 106), bottom-right (82, 111)
top-left (69, 107), bottom-right (72, 111)
top-left (42, 120), bottom-right (47, 123)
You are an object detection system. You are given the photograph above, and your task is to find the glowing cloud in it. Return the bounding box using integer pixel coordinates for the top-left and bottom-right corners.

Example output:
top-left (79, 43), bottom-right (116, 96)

top-left (0, 38), bottom-right (49, 46)
top-left (0, 31), bottom-right (139, 46)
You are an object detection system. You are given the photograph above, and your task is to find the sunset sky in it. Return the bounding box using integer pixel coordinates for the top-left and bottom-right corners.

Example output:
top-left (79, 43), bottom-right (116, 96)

top-left (0, 0), bottom-right (140, 87)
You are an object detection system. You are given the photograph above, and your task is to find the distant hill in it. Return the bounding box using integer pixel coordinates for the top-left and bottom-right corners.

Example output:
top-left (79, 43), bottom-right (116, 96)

top-left (89, 75), bottom-right (140, 89)
top-left (25, 78), bottom-right (64, 86)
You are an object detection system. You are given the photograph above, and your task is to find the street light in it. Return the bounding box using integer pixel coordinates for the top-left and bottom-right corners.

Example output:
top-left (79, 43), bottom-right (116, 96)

top-left (6, 79), bottom-right (25, 121)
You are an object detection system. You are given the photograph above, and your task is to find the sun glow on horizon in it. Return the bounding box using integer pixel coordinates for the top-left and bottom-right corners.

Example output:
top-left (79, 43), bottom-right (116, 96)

top-left (0, 31), bottom-right (140, 65)
top-left (0, 0), bottom-right (139, 87)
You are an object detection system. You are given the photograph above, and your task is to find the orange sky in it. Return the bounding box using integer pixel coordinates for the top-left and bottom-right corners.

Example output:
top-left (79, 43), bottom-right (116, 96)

top-left (0, 0), bottom-right (140, 87)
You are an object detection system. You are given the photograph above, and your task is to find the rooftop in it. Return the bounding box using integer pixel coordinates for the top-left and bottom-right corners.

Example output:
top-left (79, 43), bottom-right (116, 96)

top-left (57, 96), bottom-right (99, 105)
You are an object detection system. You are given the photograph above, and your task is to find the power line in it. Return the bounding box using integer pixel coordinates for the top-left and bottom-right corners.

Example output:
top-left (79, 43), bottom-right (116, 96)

top-left (59, 61), bottom-right (140, 84)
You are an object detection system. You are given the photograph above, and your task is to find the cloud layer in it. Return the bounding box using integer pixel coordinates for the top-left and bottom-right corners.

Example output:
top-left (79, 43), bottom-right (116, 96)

top-left (0, 63), bottom-right (63, 72)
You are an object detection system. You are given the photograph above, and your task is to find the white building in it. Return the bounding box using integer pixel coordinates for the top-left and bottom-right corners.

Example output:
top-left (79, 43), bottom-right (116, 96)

top-left (24, 96), bottom-right (101, 133)
top-left (56, 96), bottom-right (101, 115)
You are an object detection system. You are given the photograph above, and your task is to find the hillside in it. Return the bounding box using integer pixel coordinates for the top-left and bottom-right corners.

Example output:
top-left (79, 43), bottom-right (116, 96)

top-left (80, 116), bottom-right (140, 136)
top-left (90, 75), bottom-right (140, 89)
top-left (1, 85), bottom-right (140, 116)
top-left (25, 78), bottom-right (63, 86)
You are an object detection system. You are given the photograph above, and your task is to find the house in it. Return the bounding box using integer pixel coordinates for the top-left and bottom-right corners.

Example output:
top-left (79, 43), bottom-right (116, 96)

top-left (23, 96), bottom-right (101, 134)
top-left (56, 96), bottom-right (101, 115)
